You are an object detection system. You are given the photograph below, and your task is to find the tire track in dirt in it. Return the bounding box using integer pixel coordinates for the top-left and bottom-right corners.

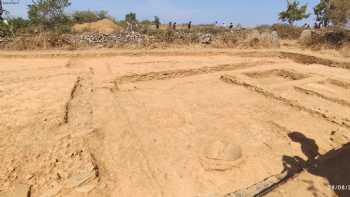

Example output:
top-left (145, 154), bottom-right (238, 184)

top-left (236, 51), bottom-right (350, 69)
top-left (115, 61), bottom-right (271, 84)
top-left (0, 51), bottom-right (230, 59)
top-left (220, 74), bottom-right (350, 129)
top-left (0, 65), bottom-right (64, 75)
top-left (89, 64), bottom-right (165, 196)
top-left (1, 50), bottom-right (348, 69)
top-left (0, 72), bottom-right (85, 85)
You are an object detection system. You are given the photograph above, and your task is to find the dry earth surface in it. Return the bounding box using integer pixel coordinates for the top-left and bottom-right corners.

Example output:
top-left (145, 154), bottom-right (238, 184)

top-left (0, 48), bottom-right (349, 197)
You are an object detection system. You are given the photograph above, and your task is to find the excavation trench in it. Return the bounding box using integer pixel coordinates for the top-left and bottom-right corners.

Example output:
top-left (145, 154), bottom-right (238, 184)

top-left (115, 61), bottom-right (271, 84)
top-left (220, 74), bottom-right (350, 129)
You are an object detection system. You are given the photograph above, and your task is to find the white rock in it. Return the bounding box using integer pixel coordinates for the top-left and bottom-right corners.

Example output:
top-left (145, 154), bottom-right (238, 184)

top-left (299, 30), bottom-right (313, 45)
top-left (271, 31), bottom-right (280, 48)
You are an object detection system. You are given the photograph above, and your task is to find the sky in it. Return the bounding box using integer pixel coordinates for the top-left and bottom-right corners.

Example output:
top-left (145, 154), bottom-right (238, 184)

top-left (3, 0), bottom-right (320, 26)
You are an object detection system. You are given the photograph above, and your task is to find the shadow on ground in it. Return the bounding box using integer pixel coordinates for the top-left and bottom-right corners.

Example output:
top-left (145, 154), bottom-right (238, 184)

top-left (282, 131), bottom-right (350, 197)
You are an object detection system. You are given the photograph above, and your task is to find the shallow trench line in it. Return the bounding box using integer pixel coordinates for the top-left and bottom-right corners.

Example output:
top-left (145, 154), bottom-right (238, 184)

top-left (115, 61), bottom-right (274, 84)
top-left (219, 74), bottom-right (350, 129)
top-left (88, 64), bottom-right (166, 196)
top-left (294, 86), bottom-right (350, 108)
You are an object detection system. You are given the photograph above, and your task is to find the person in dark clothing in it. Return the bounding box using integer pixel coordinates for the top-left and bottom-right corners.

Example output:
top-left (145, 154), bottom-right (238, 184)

top-left (188, 21), bottom-right (192, 30)
top-left (172, 22), bottom-right (176, 30)
top-left (229, 22), bottom-right (233, 29)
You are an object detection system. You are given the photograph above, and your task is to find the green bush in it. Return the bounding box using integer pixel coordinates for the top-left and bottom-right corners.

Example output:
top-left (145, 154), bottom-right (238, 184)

top-left (27, 0), bottom-right (71, 31)
top-left (272, 23), bottom-right (303, 39)
top-left (0, 17), bottom-right (30, 36)
top-left (329, 0), bottom-right (350, 26)
top-left (125, 12), bottom-right (137, 23)
top-left (256, 25), bottom-right (272, 32)
top-left (72, 10), bottom-right (109, 24)
top-left (192, 25), bottom-right (228, 35)
top-left (8, 17), bottom-right (30, 32)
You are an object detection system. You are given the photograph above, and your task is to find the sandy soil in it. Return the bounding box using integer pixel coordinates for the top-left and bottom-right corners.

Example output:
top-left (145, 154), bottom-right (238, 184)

top-left (0, 48), bottom-right (349, 197)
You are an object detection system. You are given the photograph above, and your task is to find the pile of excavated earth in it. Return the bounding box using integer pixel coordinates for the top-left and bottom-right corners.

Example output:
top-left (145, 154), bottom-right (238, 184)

top-left (0, 48), bottom-right (349, 197)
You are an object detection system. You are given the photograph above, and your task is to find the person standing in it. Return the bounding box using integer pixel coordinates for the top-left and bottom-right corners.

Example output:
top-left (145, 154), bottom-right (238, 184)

top-left (168, 22), bottom-right (172, 30)
top-left (173, 22), bottom-right (177, 30)
top-left (154, 16), bottom-right (160, 29)
top-left (188, 21), bottom-right (192, 30)
top-left (229, 22), bottom-right (233, 29)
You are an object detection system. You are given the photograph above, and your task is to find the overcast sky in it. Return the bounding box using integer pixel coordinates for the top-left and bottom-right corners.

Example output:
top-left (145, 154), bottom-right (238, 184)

top-left (4, 0), bottom-right (320, 26)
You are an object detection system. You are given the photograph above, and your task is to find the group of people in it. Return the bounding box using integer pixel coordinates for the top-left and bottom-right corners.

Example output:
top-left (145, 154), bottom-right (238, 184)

top-left (313, 22), bottom-right (328, 29)
top-left (215, 21), bottom-right (234, 29)
top-left (165, 21), bottom-right (236, 31)
top-left (167, 21), bottom-right (192, 30)
top-left (303, 22), bottom-right (328, 29)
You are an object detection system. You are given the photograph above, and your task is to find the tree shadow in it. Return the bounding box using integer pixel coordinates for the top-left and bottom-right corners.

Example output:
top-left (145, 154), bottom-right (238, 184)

top-left (282, 131), bottom-right (350, 197)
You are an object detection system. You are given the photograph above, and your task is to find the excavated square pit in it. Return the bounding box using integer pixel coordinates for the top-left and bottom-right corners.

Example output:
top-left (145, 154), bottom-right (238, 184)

top-left (1, 50), bottom-right (350, 197)
top-left (114, 73), bottom-right (343, 196)
top-left (244, 69), bottom-right (309, 85)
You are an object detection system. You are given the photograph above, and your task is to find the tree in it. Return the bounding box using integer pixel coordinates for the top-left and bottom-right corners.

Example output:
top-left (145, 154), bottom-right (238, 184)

top-left (0, 0), bottom-right (4, 20)
top-left (28, 0), bottom-right (71, 28)
top-left (314, 0), bottom-right (330, 27)
top-left (328, 0), bottom-right (350, 26)
top-left (279, 0), bottom-right (310, 25)
top-left (154, 16), bottom-right (160, 29)
top-left (8, 17), bottom-right (30, 31)
top-left (125, 12), bottom-right (137, 23)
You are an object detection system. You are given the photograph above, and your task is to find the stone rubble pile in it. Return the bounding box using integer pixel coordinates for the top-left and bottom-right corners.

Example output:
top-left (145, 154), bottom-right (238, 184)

top-left (0, 28), bottom-right (285, 49)
top-left (78, 31), bottom-right (147, 45)
top-left (199, 33), bottom-right (213, 44)
top-left (66, 30), bottom-right (218, 46)
top-left (0, 31), bottom-right (11, 43)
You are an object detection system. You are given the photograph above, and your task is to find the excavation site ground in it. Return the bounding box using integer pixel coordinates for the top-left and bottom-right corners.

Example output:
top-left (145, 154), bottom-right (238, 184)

top-left (0, 48), bottom-right (350, 197)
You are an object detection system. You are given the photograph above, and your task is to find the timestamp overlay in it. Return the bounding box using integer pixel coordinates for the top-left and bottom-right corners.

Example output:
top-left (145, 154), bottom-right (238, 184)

top-left (330, 184), bottom-right (350, 191)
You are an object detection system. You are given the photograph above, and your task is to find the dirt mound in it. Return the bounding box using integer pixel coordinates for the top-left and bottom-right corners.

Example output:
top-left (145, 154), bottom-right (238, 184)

top-left (201, 140), bottom-right (243, 171)
top-left (72, 19), bottom-right (122, 34)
